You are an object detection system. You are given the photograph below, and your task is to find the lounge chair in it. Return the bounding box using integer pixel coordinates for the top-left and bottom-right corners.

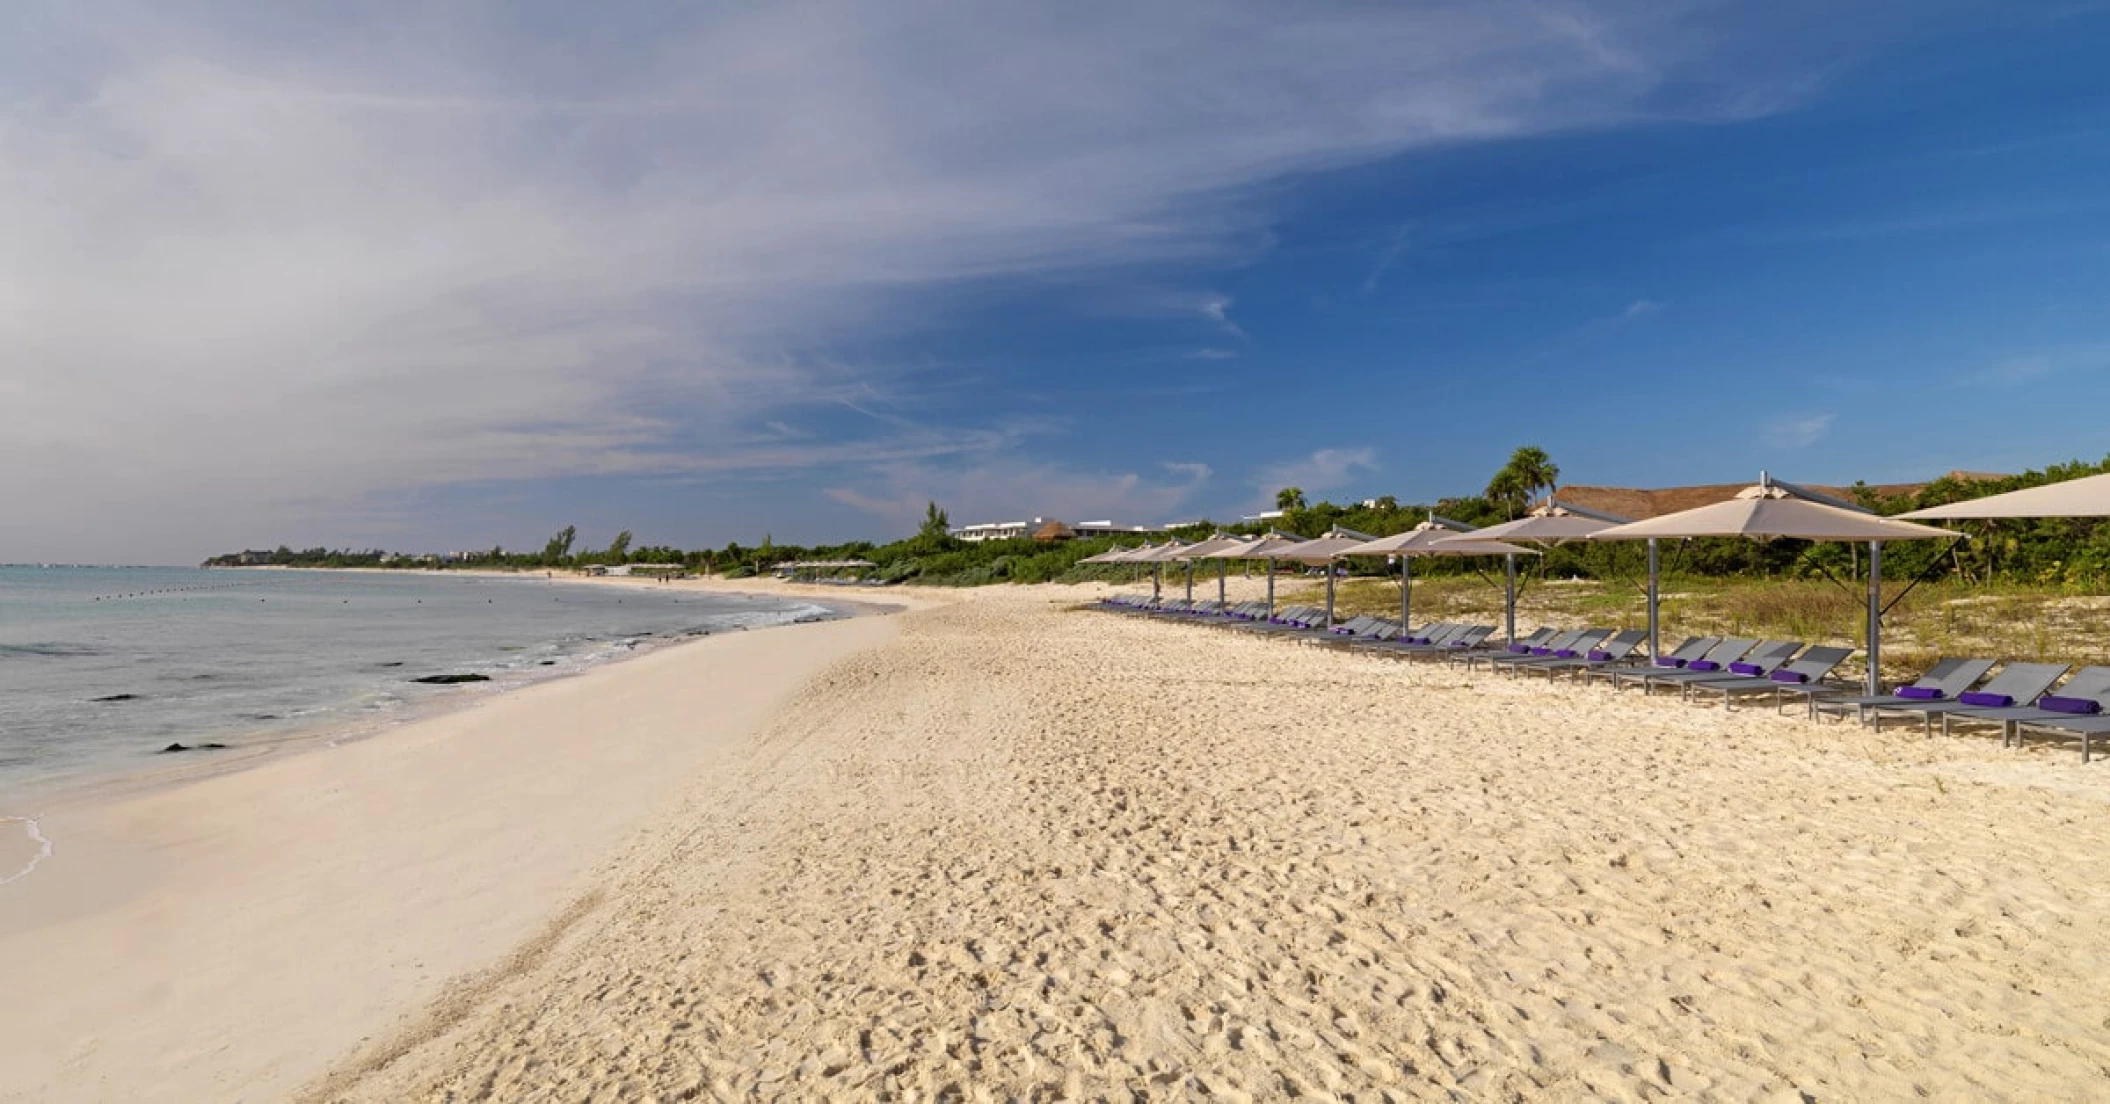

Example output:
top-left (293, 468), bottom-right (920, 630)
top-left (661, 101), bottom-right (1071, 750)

top-left (1606, 638), bottom-right (1760, 692)
top-left (1941, 666), bottom-right (2110, 746)
top-left (1578, 636), bottom-right (1717, 688)
top-left (1516, 629), bottom-right (1649, 681)
top-left (1858, 662), bottom-right (2070, 735)
top-left (1662, 641), bottom-right (1804, 699)
top-left (1440, 626), bottom-right (1553, 666)
top-left (2009, 671), bottom-right (2110, 760)
top-left (1460, 628), bottom-right (1596, 673)
top-left (1353, 622), bottom-right (1469, 657)
top-left (1679, 646), bottom-right (1854, 711)
top-left (1485, 629), bottom-right (1617, 676)
top-left (1308, 618), bottom-right (1403, 649)
top-left (1800, 657), bottom-right (1998, 723)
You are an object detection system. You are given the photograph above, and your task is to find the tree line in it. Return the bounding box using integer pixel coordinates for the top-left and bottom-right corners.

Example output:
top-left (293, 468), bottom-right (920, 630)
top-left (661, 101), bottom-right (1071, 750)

top-left (204, 448), bottom-right (2110, 589)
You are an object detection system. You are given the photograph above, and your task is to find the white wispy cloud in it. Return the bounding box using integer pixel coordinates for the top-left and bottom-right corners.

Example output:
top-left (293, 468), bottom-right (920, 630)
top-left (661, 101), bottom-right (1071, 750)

top-left (1623, 298), bottom-right (1663, 318)
top-left (1250, 447), bottom-right (1379, 504)
top-left (1761, 413), bottom-right (1837, 449)
top-left (0, 1), bottom-right (1833, 558)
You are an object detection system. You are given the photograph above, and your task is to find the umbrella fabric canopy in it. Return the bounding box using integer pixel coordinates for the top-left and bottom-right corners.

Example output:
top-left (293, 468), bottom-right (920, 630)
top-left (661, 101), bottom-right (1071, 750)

top-left (1126, 541), bottom-right (1191, 603)
top-left (1339, 520), bottom-right (1534, 638)
top-left (1900, 471), bottom-right (2110, 520)
top-left (1589, 477), bottom-right (1962, 693)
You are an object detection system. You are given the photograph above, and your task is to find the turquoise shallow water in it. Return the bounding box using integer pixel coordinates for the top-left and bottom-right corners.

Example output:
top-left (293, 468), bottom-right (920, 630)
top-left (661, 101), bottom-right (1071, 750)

top-left (0, 567), bottom-right (835, 797)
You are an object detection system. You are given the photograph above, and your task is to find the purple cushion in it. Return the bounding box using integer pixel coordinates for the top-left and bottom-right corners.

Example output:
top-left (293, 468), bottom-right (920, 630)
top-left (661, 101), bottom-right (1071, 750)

top-left (1894, 686), bottom-right (1943, 700)
top-left (1554, 649), bottom-right (1579, 659)
top-left (2039, 695), bottom-right (2102, 715)
top-left (1450, 640), bottom-right (1470, 647)
top-left (1587, 650), bottom-right (1612, 662)
top-left (1654, 657), bottom-right (1686, 668)
top-left (1412, 637), bottom-right (1432, 645)
top-left (1507, 644), bottom-right (1531, 654)
top-left (1729, 662), bottom-right (1764, 676)
top-left (1530, 647), bottom-right (1553, 656)
top-left (1770, 670), bottom-right (1809, 684)
top-left (1686, 660), bottom-right (1720, 672)
top-left (1958, 691), bottom-right (2013, 708)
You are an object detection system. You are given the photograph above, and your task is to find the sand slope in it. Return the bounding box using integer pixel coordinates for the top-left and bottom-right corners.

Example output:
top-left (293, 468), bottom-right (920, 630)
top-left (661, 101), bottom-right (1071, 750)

top-left (326, 589), bottom-right (2110, 1100)
top-left (0, 613), bottom-right (898, 1102)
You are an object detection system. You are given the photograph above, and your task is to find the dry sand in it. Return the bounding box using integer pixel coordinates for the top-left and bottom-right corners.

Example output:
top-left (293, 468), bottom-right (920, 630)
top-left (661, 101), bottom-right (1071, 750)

top-left (0, 603), bottom-right (901, 1102)
top-left (305, 583), bottom-right (2110, 1100)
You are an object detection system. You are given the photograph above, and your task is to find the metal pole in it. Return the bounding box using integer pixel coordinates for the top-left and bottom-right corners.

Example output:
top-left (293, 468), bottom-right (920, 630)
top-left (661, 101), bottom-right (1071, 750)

top-left (1504, 553), bottom-right (1517, 647)
top-left (1218, 558), bottom-right (1226, 604)
top-left (1325, 567), bottom-right (1336, 628)
top-left (1152, 562), bottom-right (1161, 604)
top-left (1185, 560), bottom-right (1193, 602)
top-left (1867, 541), bottom-right (1883, 695)
top-left (1399, 556), bottom-right (1411, 632)
top-left (1646, 538), bottom-right (1660, 659)
top-left (1266, 559), bottom-right (1276, 620)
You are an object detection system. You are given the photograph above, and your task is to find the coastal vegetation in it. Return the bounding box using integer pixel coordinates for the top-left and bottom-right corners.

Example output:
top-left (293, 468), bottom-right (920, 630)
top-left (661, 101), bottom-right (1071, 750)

top-left (203, 450), bottom-right (2110, 591)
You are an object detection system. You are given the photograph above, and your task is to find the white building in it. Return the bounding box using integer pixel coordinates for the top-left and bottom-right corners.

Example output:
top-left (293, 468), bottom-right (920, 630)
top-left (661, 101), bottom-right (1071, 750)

top-left (949, 517), bottom-right (1165, 542)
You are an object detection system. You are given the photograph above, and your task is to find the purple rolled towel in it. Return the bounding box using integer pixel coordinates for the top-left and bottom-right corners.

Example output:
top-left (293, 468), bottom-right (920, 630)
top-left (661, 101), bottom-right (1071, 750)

top-left (1507, 644), bottom-right (1531, 655)
top-left (1654, 657), bottom-right (1685, 668)
top-left (1413, 637), bottom-right (1433, 645)
top-left (1958, 691), bottom-right (2013, 708)
top-left (1450, 640), bottom-right (1471, 647)
top-left (1729, 662), bottom-right (1764, 676)
top-left (1894, 686), bottom-right (1943, 700)
top-left (1587, 650), bottom-right (1612, 662)
top-left (1530, 647), bottom-right (1553, 656)
top-left (1554, 649), bottom-right (1579, 659)
top-left (2039, 695), bottom-right (2102, 715)
top-left (1770, 670), bottom-right (1809, 684)
top-left (1686, 660), bottom-right (1720, 672)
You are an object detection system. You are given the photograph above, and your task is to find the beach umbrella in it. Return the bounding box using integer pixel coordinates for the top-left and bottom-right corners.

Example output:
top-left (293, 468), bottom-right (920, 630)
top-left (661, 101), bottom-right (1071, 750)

top-left (1433, 498), bottom-right (1645, 651)
top-left (1203, 532), bottom-right (1307, 619)
top-left (1589, 473), bottom-right (1962, 693)
top-left (1339, 519), bottom-right (1534, 639)
top-left (1268, 528), bottom-right (1375, 628)
top-left (1899, 471), bottom-right (2110, 519)
top-left (1124, 540), bottom-right (1190, 603)
top-left (1176, 534), bottom-right (1253, 604)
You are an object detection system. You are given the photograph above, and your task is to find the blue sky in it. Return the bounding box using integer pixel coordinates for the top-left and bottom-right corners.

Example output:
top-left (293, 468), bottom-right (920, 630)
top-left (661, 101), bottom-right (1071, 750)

top-left (5, 2), bottom-right (2110, 561)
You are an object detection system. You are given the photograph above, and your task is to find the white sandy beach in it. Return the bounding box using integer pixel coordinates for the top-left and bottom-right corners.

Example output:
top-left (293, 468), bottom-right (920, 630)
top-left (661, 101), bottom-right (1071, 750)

top-left (10, 578), bottom-right (2110, 1100)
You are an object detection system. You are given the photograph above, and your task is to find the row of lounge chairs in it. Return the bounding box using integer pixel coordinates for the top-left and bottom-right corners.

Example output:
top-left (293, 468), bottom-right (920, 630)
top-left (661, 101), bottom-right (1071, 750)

top-left (1091, 591), bottom-right (2110, 761)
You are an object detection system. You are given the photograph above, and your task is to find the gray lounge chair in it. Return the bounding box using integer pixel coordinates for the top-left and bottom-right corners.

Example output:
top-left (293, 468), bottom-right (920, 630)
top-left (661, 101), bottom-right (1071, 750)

top-left (1489, 629), bottom-right (1617, 676)
top-left (1941, 666), bottom-right (2110, 746)
top-left (1608, 638), bottom-right (1760, 692)
top-left (1463, 628), bottom-right (1594, 673)
top-left (2011, 675), bottom-right (2110, 760)
top-left (1859, 662), bottom-right (2071, 735)
top-left (1680, 646), bottom-right (1854, 711)
top-left (1579, 637), bottom-right (1716, 688)
top-left (1667, 641), bottom-right (1804, 699)
top-left (1519, 630), bottom-right (1649, 681)
top-left (1802, 658), bottom-right (1998, 723)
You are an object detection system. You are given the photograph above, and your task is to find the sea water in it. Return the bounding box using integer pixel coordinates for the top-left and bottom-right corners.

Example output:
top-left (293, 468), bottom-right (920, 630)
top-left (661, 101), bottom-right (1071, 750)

top-left (0, 567), bottom-right (837, 798)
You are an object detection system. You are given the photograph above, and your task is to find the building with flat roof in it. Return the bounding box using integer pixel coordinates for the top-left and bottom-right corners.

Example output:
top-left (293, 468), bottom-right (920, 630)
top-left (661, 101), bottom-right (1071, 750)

top-left (949, 517), bottom-right (1164, 542)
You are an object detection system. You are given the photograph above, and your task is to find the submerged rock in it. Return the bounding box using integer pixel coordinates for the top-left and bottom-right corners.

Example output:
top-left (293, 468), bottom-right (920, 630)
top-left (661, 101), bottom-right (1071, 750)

top-left (161, 742), bottom-right (231, 753)
top-left (411, 673), bottom-right (491, 685)
top-left (94, 693), bottom-right (141, 702)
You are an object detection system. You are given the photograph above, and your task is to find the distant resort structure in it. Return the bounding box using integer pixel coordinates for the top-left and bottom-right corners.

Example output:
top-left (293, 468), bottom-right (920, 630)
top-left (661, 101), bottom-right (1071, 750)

top-left (947, 517), bottom-right (1165, 543)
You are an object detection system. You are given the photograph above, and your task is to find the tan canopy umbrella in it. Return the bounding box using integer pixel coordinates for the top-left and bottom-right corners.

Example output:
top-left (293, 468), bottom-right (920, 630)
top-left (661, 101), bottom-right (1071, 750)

top-left (1267, 528), bottom-right (1374, 627)
top-left (1174, 533), bottom-right (1253, 604)
top-left (1900, 471), bottom-right (2110, 520)
top-left (1339, 519), bottom-right (1534, 640)
top-left (1126, 540), bottom-right (1191, 603)
top-left (1200, 531), bottom-right (1307, 619)
top-left (1433, 498), bottom-right (1653, 650)
top-left (1590, 474), bottom-right (1962, 692)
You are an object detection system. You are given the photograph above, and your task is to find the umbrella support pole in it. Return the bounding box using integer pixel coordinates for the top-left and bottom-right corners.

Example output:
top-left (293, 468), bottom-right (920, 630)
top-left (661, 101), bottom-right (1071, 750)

top-left (1504, 554), bottom-right (1518, 647)
top-left (1325, 571), bottom-right (1336, 628)
top-left (1218, 559), bottom-right (1226, 605)
top-left (1646, 538), bottom-right (1660, 659)
top-left (1400, 558), bottom-right (1411, 633)
top-left (1867, 541), bottom-right (1883, 695)
top-left (1185, 561), bottom-right (1193, 603)
top-left (1152, 564), bottom-right (1161, 604)
top-left (1266, 560), bottom-right (1276, 620)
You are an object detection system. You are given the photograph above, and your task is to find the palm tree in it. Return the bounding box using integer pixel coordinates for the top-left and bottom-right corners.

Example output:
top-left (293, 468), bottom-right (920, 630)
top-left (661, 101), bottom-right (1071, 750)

top-left (1275, 486), bottom-right (1307, 512)
top-left (1487, 446), bottom-right (1560, 518)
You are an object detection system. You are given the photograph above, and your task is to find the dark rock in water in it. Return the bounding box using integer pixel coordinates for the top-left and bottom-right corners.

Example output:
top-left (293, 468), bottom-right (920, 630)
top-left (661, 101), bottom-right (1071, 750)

top-left (411, 673), bottom-right (491, 684)
top-left (377, 662), bottom-right (405, 668)
top-left (538, 660), bottom-right (557, 666)
top-left (160, 742), bottom-right (228, 753)
top-left (95, 693), bottom-right (141, 702)
top-left (202, 742), bottom-right (227, 749)
top-left (161, 742), bottom-right (190, 753)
